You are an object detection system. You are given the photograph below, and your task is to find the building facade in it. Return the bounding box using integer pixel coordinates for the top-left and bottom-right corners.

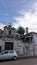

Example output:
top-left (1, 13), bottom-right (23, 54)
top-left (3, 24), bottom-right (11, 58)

top-left (0, 25), bottom-right (25, 56)
top-left (0, 25), bottom-right (37, 56)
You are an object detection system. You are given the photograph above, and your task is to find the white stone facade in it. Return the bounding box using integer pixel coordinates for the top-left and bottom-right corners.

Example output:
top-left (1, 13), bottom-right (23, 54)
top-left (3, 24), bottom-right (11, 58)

top-left (0, 25), bottom-right (37, 56)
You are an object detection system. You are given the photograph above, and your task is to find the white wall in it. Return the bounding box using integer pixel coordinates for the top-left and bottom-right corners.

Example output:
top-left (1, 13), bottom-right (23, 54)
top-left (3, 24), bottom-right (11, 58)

top-left (4, 29), bottom-right (9, 35)
top-left (33, 34), bottom-right (37, 44)
top-left (0, 39), bottom-right (5, 51)
top-left (13, 40), bottom-right (25, 55)
top-left (32, 34), bottom-right (37, 55)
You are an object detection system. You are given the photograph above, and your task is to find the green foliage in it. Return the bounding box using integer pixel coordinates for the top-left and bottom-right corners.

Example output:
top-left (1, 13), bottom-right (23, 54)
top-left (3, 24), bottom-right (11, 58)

top-left (17, 26), bottom-right (25, 35)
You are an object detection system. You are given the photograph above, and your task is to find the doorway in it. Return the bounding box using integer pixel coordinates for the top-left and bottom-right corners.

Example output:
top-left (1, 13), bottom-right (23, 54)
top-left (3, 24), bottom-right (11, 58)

top-left (5, 42), bottom-right (13, 50)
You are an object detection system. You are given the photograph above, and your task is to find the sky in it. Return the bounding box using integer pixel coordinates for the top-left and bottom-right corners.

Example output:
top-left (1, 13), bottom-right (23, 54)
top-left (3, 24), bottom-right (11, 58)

top-left (0, 0), bottom-right (37, 32)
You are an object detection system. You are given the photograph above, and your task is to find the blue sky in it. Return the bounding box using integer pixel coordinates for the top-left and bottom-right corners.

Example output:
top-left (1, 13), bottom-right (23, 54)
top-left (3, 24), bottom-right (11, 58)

top-left (0, 0), bottom-right (27, 25)
top-left (0, 0), bottom-right (37, 32)
top-left (0, 0), bottom-right (35, 24)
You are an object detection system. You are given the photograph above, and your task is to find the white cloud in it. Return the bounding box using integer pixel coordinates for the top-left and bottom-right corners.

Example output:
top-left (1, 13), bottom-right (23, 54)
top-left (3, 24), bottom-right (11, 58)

top-left (13, 2), bottom-right (37, 33)
top-left (0, 23), bottom-right (6, 30)
top-left (32, 2), bottom-right (37, 11)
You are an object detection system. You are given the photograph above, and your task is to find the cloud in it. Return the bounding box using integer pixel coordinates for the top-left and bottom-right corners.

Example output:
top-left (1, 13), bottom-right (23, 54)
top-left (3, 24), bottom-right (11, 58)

top-left (13, 2), bottom-right (37, 32)
top-left (0, 23), bottom-right (6, 30)
top-left (32, 2), bottom-right (37, 11)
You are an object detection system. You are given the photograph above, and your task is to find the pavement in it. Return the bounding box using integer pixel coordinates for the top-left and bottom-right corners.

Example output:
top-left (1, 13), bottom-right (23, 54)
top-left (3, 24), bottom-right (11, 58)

top-left (17, 56), bottom-right (37, 60)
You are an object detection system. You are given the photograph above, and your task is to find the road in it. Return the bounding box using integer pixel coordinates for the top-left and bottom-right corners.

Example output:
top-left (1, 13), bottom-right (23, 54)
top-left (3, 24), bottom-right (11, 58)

top-left (0, 58), bottom-right (37, 65)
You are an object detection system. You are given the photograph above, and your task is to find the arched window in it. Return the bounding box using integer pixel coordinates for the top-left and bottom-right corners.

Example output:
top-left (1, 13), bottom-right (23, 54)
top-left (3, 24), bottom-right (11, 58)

top-left (9, 30), bottom-right (11, 35)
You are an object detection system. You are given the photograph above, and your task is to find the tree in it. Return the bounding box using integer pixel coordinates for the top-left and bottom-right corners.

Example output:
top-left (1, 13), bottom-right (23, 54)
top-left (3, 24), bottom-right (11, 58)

top-left (17, 26), bottom-right (25, 35)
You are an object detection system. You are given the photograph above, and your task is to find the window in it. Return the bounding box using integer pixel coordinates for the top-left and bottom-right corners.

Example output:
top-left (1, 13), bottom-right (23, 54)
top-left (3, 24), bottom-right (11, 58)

top-left (0, 51), bottom-right (4, 54)
top-left (4, 51), bottom-right (8, 54)
top-left (10, 50), bottom-right (14, 53)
